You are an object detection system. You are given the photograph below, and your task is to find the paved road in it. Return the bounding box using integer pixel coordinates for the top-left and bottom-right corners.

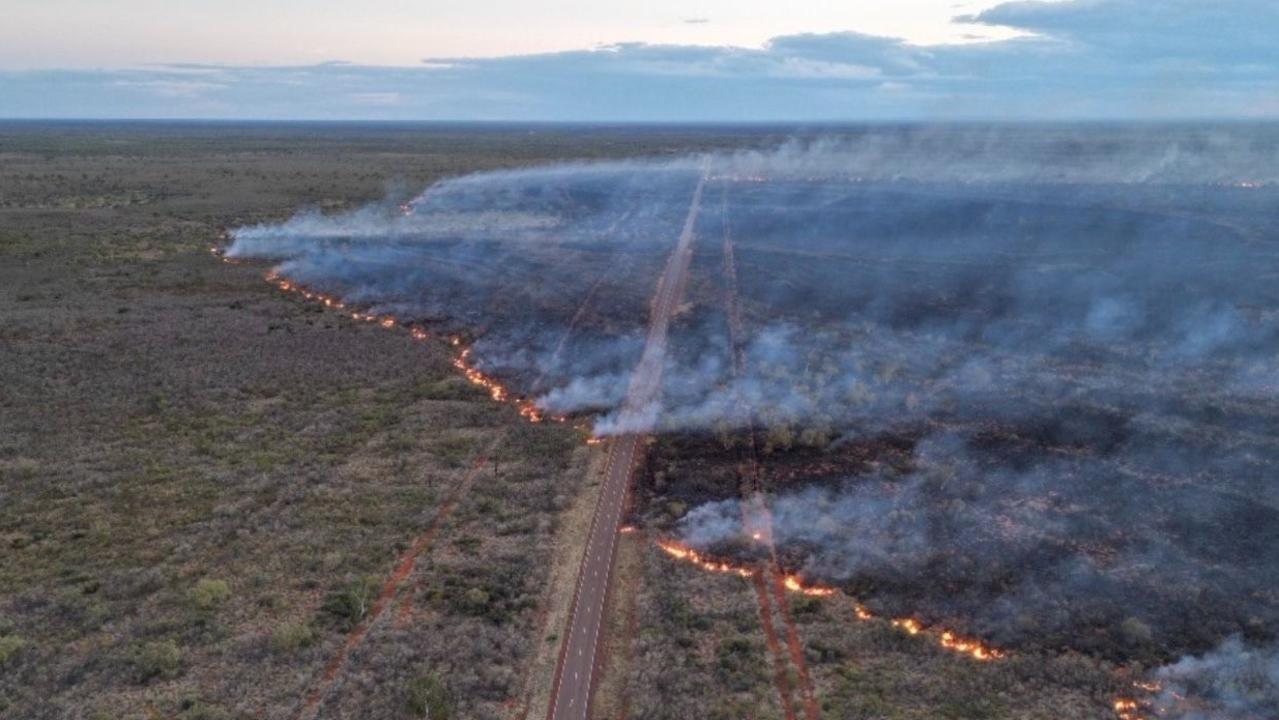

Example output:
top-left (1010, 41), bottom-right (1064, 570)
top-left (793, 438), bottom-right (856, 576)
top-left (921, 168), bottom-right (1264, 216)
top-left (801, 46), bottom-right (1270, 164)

top-left (547, 170), bottom-right (707, 720)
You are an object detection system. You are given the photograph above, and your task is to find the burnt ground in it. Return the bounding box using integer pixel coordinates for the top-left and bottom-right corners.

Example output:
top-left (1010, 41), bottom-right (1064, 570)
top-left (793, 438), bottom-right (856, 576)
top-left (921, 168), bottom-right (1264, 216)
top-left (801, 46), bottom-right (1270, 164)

top-left (626, 174), bottom-right (1279, 714)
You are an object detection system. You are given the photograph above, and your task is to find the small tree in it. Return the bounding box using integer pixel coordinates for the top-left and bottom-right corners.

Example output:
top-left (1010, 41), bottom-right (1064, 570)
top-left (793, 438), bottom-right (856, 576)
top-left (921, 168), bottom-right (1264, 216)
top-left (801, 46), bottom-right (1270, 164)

top-left (763, 423), bottom-right (794, 454)
top-left (407, 673), bottom-right (454, 719)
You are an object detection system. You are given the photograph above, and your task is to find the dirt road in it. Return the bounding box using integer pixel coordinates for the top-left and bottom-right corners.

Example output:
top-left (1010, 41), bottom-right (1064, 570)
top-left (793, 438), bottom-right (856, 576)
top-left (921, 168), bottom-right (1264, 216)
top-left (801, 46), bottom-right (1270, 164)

top-left (546, 169), bottom-right (706, 720)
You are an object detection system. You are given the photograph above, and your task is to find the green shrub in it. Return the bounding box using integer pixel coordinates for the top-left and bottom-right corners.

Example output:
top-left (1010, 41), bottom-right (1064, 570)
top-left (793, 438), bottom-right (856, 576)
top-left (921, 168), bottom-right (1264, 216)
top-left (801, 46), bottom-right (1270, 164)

top-left (1120, 616), bottom-right (1153, 645)
top-left (133, 639), bottom-right (183, 682)
top-left (270, 621), bottom-right (315, 653)
top-left (414, 378), bottom-right (482, 401)
top-left (823, 665), bottom-right (898, 719)
top-left (428, 435), bottom-right (477, 468)
top-left (407, 673), bottom-right (453, 719)
top-left (321, 577), bottom-right (380, 628)
top-left (178, 699), bottom-right (231, 720)
top-left (189, 578), bottom-right (231, 611)
top-left (0, 635), bottom-right (25, 664)
top-left (716, 636), bottom-right (764, 691)
top-left (459, 588), bottom-right (490, 616)
top-left (939, 697), bottom-right (1003, 720)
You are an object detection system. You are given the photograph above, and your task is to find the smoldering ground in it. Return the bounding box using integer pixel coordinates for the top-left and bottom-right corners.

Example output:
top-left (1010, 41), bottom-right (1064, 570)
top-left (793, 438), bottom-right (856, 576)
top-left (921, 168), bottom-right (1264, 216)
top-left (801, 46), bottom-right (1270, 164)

top-left (229, 126), bottom-right (1279, 711)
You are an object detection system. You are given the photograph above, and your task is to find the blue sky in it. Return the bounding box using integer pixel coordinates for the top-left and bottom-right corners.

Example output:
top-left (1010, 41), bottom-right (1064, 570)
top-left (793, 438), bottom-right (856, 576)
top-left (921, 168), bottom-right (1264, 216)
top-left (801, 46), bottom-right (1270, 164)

top-left (1, 0), bottom-right (1276, 121)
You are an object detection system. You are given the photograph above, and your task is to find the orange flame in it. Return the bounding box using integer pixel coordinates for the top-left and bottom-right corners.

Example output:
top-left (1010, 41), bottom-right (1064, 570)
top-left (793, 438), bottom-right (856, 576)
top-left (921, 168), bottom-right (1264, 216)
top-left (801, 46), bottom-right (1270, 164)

top-left (208, 245), bottom-right (244, 265)
top-left (656, 540), bottom-right (754, 578)
top-left (656, 540), bottom-right (838, 594)
top-left (1110, 679), bottom-right (1165, 720)
top-left (257, 269), bottom-right (561, 427)
top-left (655, 536), bottom-right (1006, 664)
top-left (887, 617), bottom-right (1004, 661)
top-left (939, 631), bottom-right (1005, 661)
top-left (783, 575), bottom-right (835, 597)
top-left (449, 345), bottom-right (555, 422)
top-left (1113, 698), bottom-right (1144, 720)
top-left (892, 618), bottom-right (922, 635)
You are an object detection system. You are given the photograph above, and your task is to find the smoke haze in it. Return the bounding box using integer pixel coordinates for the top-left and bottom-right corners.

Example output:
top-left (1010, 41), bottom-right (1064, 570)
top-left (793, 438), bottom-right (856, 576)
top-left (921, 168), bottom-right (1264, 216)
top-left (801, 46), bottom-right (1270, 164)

top-left (229, 127), bottom-right (1279, 701)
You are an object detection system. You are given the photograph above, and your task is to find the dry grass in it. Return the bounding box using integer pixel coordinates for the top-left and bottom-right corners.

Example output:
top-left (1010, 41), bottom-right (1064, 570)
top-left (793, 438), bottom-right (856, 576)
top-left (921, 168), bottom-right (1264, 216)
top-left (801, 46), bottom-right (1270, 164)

top-left (0, 123), bottom-right (766, 719)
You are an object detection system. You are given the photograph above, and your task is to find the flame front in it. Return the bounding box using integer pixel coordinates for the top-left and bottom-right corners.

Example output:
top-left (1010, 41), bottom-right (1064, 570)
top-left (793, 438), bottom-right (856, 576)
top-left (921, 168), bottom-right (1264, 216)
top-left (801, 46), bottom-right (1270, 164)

top-left (782, 575), bottom-right (835, 597)
top-left (891, 618), bottom-right (923, 635)
top-left (1113, 698), bottom-right (1143, 720)
top-left (655, 537), bottom-right (1007, 663)
top-left (656, 539), bottom-right (754, 578)
top-left (228, 245), bottom-right (1154, 717)
top-left (1110, 679), bottom-right (1165, 720)
top-left (449, 342), bottom-right (549, 421)
top-left (939, 631), bottom-right (1005, 661)
top-left (247, 257), bottom-right (563, 428)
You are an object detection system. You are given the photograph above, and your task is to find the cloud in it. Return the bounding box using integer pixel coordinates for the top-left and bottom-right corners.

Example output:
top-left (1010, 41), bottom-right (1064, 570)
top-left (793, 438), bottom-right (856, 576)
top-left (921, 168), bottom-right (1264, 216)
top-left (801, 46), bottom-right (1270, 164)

top-left (110, 79), bottom-right (227, 98)
top-left (0, 0), bottom-right (1275, 120)
top-left (349, 91), bottom-right (401, 106)
top-left (961, 0), bottom-right (1279, 63)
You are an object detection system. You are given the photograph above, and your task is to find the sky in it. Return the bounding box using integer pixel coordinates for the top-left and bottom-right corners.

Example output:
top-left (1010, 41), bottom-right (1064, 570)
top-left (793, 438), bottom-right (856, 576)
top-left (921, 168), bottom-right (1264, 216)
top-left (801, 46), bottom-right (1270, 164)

top-left (0, 0), bottom-right (1276, 121)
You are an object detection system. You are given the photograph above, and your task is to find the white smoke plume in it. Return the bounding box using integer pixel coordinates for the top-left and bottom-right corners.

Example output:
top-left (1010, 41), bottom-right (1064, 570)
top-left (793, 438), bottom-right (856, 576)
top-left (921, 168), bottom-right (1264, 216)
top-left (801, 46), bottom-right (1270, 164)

top-left (228, 127), bottom-right (1279, 663)
top-left (1153, 637), bottom-right (1279, 719)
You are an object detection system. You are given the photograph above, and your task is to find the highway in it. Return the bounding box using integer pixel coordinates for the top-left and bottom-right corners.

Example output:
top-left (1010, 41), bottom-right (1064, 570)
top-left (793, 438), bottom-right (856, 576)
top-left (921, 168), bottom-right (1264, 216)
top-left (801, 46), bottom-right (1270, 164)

top-left (546, 169), bottom-right (706, 720)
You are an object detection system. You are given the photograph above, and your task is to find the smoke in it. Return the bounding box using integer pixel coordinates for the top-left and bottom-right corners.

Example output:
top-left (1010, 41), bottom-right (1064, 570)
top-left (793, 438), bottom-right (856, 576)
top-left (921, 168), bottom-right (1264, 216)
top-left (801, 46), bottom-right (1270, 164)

top-left (675, 430), bottom-right (1279, 657)
top-left (229, 125), bottom-right (1279, 662)
top-left (1153, 637), bottom-right (1279, 719)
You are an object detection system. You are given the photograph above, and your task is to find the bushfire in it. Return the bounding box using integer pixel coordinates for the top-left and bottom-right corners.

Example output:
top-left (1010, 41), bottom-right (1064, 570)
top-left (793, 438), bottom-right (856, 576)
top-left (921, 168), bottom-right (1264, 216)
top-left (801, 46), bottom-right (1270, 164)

top-left (1109, 679), bottom-right (1171, 720)
top-left (1113, 697), bottom-right (1146, 720)
top-left (450, 343), bottom-right (549, 422)
top-left (222, 248), bottom-right (559, 427)
top-left (655, 538), bottom-right (1008, 663)
top-left (782, 575), bottom-right (835, 597)
top-left (656, 539), bottom-right (755, 578)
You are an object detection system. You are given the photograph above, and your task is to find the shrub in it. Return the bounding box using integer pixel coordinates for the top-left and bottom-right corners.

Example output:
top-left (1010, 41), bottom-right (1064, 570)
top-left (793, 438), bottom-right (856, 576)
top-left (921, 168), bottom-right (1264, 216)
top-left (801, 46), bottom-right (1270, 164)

top-left (763, 423), bottom-right (794, 454)
top-left (823, 665), bottom-right (896, 719)
top-left (1119, 617), bottom-right (1153, 645)
top-left (715, 636), bottom-right (763, 691)
top-left (407, 673), bottom-right (453, 719)
top-left (460, 588), bottom-right (490, 616)
top-left (939, 697), bottom-right (1002, 720)
top-left (270, 621), bottom-right (315, 653)
top-left (189, 578), bottom-right (231, 611)
top-left (321, 577), bottom-right (380, 628)
top-left (414, 378), bottom-right (483, 401)
top-left (178, 699), bottom-right (231, 720)
top-left (133, 639), bottom-right (183, 682)
top-left (0, 635), bottom-right (25, 664)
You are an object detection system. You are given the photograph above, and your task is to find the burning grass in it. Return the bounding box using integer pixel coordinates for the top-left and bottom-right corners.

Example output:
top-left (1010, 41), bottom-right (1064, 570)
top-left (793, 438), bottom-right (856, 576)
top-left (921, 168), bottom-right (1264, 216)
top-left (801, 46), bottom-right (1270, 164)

top-left (252, 255), bottom-right (563, 428)
top-left (654, 538), bottom-right (1006, 663)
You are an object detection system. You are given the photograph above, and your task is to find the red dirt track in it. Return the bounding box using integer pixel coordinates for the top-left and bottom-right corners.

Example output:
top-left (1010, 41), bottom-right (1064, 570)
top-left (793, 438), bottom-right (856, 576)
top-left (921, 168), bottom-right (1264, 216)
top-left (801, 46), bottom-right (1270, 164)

top-left (289, 449), bottom-right (499, 720)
